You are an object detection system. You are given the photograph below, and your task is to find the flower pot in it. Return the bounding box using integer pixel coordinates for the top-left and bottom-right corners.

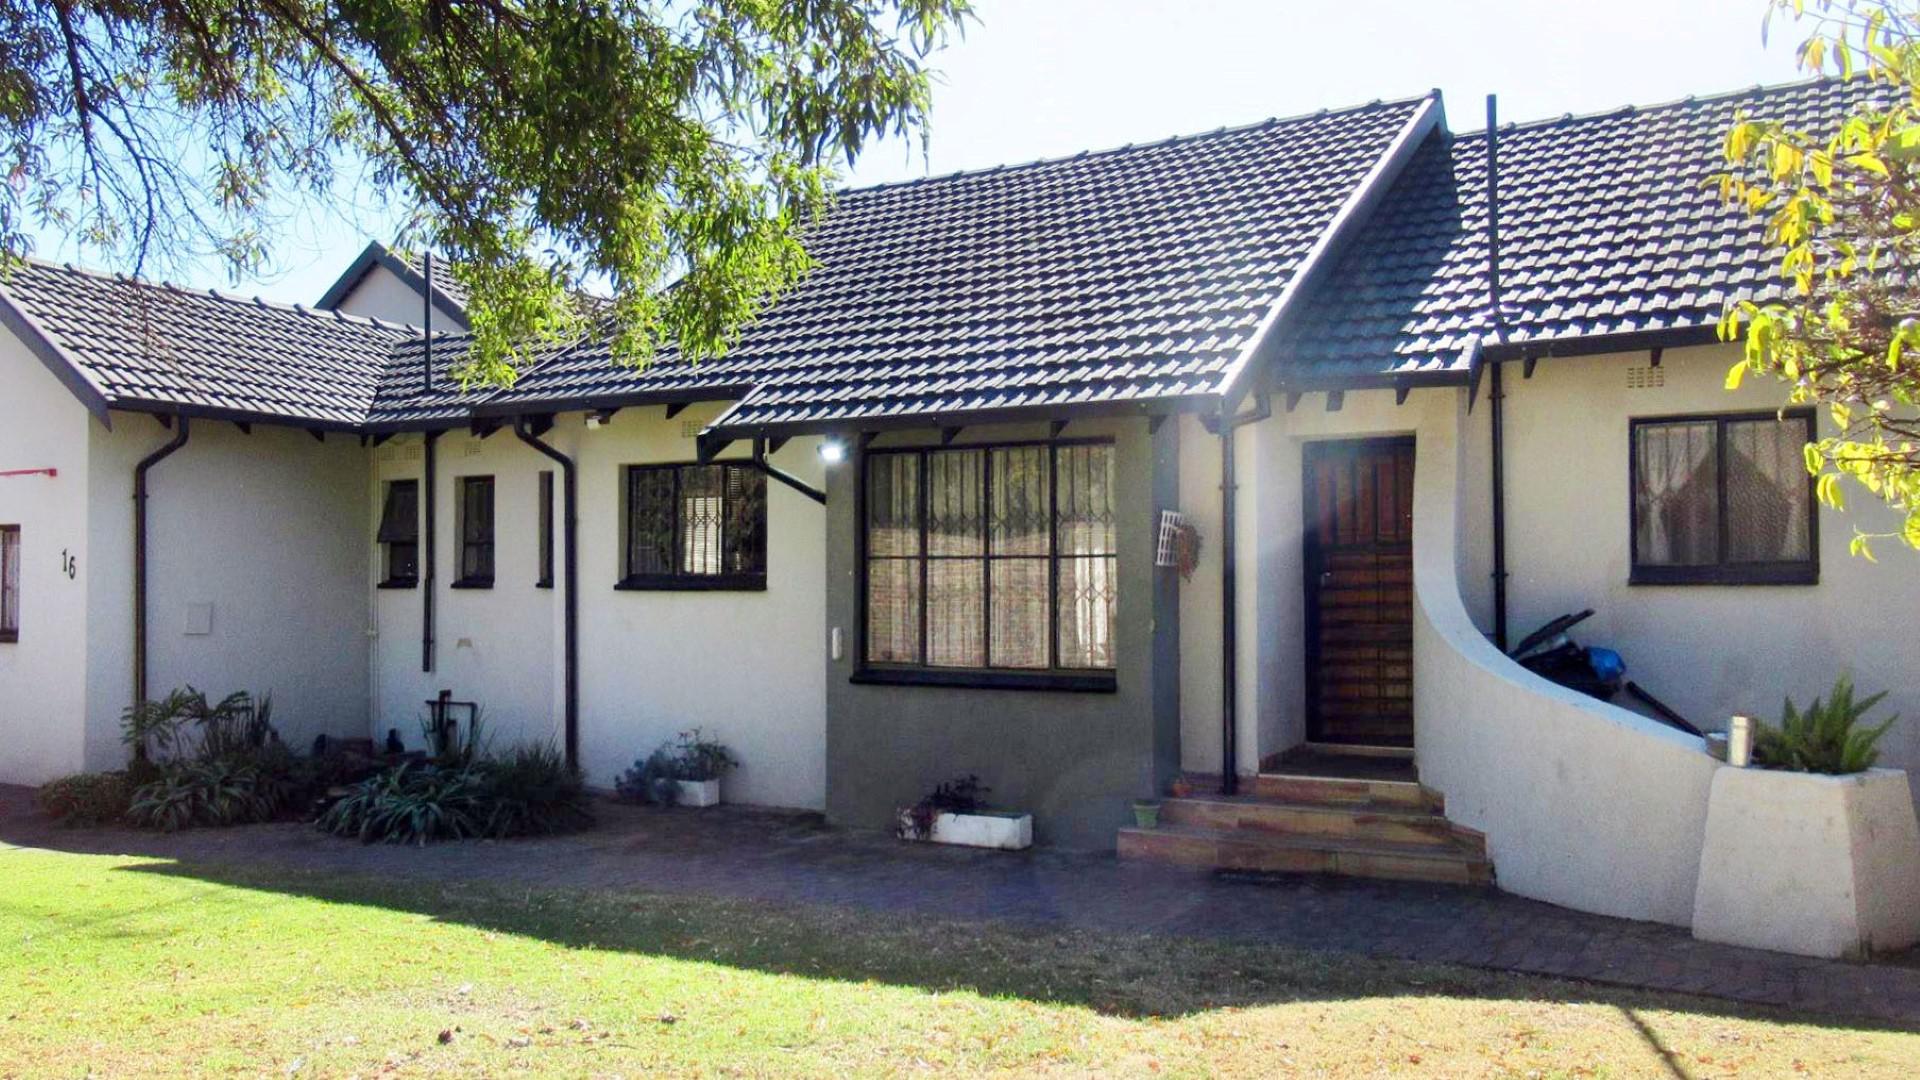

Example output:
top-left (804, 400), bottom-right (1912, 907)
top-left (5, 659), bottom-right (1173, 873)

top-left (1693, 766), bottom-right (1920, 958)
top-left (897, 809), bottom-right (1032, 850)
top-left (1132, 800), bottom-right (1161, 829)
top-left (674, 778), bottom-right (721, 807)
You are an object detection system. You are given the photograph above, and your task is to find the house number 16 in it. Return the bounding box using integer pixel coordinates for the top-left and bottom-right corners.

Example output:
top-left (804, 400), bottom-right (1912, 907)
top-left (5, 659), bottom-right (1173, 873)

top-left (61, 549), bottom-right (77, 579)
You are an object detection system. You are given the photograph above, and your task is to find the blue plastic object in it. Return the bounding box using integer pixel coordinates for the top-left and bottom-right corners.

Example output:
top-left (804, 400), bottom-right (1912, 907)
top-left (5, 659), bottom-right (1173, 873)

top-left (1586, 647), bottom-right (1625, 682)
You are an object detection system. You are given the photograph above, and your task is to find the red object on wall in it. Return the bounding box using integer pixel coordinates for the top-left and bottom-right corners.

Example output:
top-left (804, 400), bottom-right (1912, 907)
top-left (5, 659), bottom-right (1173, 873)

top-left (0, 468), bottom-right (57, 478)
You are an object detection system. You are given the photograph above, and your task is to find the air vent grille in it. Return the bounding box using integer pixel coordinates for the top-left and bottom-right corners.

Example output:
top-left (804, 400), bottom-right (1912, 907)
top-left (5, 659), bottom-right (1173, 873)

top-left (1626, 365), bottom-right (1665, 389)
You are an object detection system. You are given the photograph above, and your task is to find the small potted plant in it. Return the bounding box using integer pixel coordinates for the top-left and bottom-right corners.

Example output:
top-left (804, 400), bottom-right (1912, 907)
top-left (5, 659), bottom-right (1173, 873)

top-left (1132, 798), bottom-right (1161, 828)
top-left (616, 730), bottom-right (738, 808)
top-left (897, 775), bottom-right (1032, 850)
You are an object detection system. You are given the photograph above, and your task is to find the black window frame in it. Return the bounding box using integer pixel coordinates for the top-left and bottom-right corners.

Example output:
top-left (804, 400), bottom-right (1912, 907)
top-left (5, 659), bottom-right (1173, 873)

top-left (616, 462), bottom-right (768, 591)
top-left (375, 479), bottom-right (420, 589)
top-left (854, 438), bottom-right (1119, 694)
top-left (0, 524), bottom-right (19, 643)
top-left (453, 475), bottom-right (495, 589)
top-left (536, 470), bottom-right (555, 589)
top-left (1628, 408), bottom-right (1819, 586)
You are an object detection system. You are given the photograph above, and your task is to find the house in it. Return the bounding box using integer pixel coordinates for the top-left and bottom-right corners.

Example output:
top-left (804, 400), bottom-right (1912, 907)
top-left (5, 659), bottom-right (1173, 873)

top-left (2, 79), bottom-right (1914, 932)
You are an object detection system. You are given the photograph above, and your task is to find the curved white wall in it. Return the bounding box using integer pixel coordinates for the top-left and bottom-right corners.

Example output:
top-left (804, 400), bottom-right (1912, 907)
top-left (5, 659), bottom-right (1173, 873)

top-left (1411, 393), bottom-right (1720, 927)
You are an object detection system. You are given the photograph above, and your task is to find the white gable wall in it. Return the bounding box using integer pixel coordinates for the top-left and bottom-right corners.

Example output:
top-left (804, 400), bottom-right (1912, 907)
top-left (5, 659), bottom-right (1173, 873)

top-left (0, 332), bottom-right (94, 784)
top-left (330, 263), bottom-right (467, 332)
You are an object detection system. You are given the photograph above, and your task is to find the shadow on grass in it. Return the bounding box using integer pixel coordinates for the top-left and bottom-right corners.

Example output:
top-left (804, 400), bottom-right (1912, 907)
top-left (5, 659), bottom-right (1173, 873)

top-left (1, 784), bottom-right (1914, 1036)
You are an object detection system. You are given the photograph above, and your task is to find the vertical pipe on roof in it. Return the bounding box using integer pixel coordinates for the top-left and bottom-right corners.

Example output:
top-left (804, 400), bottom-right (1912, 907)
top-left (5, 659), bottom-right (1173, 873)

top-left (133, 417), bottom-right (190, 707)
top-left (1220, 415), bottom-right (1238, 795)
top-left (1485, 94), bottom-right (1511, 652)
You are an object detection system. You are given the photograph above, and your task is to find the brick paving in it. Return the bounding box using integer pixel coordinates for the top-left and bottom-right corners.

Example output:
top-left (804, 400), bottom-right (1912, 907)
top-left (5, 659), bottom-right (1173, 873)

top-left (4, 784), bottom-right (1917, 1027)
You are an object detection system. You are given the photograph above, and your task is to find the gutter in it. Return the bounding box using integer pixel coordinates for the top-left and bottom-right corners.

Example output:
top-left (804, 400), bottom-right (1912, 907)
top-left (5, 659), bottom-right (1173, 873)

top-left (1215, 392), bottom-right (1272, 795)
top-left (1484, 95), bottom-right (1511, 652)
top-left (1214, 92), bottom-right (1446, 414)
top-left (133, 417), bottom-right (190, 705)
top-left (422, 431), bottom-right (439, 672)
top-left (514, 417), bottom-right (579, 768)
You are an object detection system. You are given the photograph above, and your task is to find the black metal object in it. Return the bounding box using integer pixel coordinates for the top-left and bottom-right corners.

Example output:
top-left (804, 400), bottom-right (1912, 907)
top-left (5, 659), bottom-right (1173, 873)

top-left (422, 430), bottom-right (439, 673)
top-left (1485, 94), bottom-right (1511, 653)
top-left (1507, 610), bottom-right (1622, 701)
top-left (423, 689), bottom-right (479, 757)
top-left (133, 415), bottom-right (190, 704)
top-left (514, 417), bottom-right (579, 769)
top-left (1625, 681), bottom-right (1703, 737)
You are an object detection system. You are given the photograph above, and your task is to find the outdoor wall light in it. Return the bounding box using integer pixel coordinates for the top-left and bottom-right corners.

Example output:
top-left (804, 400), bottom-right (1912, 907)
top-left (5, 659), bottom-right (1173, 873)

top-left (818, 439), bottom-right (847, 464)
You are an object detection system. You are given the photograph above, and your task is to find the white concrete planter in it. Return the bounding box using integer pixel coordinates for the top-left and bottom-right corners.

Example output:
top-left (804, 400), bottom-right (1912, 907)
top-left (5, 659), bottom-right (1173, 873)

top-left (898, 809), bottom-right (1033, 850)
top-left (674, 778), bottom-right (722, 807)
top-left (1692, 765), bottom-right (1920, 959)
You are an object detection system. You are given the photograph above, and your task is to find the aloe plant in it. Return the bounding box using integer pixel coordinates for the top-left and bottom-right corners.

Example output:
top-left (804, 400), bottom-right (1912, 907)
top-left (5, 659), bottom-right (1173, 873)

top-left (1752, 674), bottom-right (1899, 775)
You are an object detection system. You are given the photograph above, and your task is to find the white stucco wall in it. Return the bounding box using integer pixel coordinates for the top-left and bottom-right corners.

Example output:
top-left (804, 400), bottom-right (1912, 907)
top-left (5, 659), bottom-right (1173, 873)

top-left (328, 263), bottom-right (467, 332)
top-left (86, 420), bottom-right (371, 767)
top-left (370, 405), bottom-right (829, 809)
top-left (1502, 344), bottom-right (1920, 791)
top-left (0, 333), bottom-right (94, 784)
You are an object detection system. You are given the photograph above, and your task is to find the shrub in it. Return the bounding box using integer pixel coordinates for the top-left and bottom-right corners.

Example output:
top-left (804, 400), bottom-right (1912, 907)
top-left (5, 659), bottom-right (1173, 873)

top-left (899, 774), bottom-right (989, 841)
top-left (614, 749), bottom-right (682, 806)
top-left (37, 772), bottom-right (134, 826)
top-left (318, 743), bottom-right (592, 845)
top-left (1753, 674), bottom-right (1900, 775)
top-left (318, 762), bottom-right (491, 845)
top-left (126, 759), bottom-right (288, 832)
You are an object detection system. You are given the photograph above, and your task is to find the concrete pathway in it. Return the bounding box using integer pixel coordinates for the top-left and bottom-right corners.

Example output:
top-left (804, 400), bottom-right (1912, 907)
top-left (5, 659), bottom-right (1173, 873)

top-left (4, 784), bottom-right (1917, 1027)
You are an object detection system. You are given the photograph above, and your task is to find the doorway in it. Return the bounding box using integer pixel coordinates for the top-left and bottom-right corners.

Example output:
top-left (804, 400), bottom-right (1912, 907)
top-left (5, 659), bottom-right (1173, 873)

top-left (1302, 437), bottom-right (1415, 747)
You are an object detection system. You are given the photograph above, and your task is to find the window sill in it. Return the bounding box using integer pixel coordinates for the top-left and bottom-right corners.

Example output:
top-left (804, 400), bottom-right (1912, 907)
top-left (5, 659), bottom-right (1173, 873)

top-left (615, 574), bottom-right (767, 592)
top-left (450, 578), bottom-right (495, 590)
top-left (1629, 565), bottom-right (1818, 587)
top-left (852, 667), bottom-right (1117, 693)
top-left (376, 578), bottom-right (418, 591)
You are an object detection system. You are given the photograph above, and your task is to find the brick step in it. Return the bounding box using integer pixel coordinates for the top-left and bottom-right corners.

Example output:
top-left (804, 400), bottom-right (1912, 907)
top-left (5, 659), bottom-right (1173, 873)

top-left (1158, 794), bottom-right (1483, 856)
top-left (1118, 823), bottom-right (1494, 886)
top-left (1252, 772), bottom-right (1443, 813)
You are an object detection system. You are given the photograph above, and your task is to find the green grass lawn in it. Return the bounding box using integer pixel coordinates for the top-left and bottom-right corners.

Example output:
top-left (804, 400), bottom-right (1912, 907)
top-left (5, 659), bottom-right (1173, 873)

top-left (1, 845), bottom-right (1914, 1078)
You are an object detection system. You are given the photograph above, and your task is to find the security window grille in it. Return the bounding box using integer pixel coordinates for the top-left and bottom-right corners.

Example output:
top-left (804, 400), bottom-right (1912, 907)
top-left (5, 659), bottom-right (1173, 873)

top-left (620, 464), bottom-right (767, 590)
top-left (375, 480), bottom-right (419, 587)
top-left (537, 471), bottom-right (555, 588)
top-left (1630, 410), bottom-right (1818, 585)
top-left (0, 525), bottom-right (19, 642)
top-left (864, 441), bottom-right (1117, 673)
top-left (455, 476), bottom-right (495, 587)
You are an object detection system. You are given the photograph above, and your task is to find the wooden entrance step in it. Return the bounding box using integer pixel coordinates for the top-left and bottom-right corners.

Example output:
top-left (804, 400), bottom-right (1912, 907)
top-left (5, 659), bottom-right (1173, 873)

top-left (1122, 772), bottom-right (1491, 886)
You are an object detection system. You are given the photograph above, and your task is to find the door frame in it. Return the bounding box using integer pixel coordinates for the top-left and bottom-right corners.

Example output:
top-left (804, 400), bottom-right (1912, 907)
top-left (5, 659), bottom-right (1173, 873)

top-left (1301, 435), bottom-right (1416, 747)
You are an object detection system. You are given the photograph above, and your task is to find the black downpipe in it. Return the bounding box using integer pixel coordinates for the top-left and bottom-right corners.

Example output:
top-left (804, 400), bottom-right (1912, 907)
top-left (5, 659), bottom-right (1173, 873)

top-left (422, 430), bottom-right (439, 672)
top-left (1485, 94), bottom-right (1511, 652)
top-left (133, 416), bottom-right (190, 705)
top-left (515, 418), bottom-right (579, 769)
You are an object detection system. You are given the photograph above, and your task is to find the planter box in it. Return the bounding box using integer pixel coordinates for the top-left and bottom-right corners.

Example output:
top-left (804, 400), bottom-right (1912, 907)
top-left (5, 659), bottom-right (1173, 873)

top-left (674, 779), bottom-right (721, 807)
top-left (899, 809), bottom-right (1033, 850)
top-left (1693, 766), bottom-right (1920, 959)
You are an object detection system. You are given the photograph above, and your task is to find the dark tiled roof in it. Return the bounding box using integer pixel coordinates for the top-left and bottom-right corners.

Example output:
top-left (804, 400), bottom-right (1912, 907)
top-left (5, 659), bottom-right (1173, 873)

top-left (1277, 79), bottom-right (1891, 382)
top-left (1, 261), bottom-right (414, 424)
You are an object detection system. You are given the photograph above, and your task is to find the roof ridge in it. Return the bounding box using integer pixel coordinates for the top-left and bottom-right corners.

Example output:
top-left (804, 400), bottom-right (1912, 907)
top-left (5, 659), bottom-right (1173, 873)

top-left (833, 90), bottom-right (1439, 197)
top-left (1449, 74), bottom-right (1853, 141)
top-left (17, 255), bottom-right (427, 338)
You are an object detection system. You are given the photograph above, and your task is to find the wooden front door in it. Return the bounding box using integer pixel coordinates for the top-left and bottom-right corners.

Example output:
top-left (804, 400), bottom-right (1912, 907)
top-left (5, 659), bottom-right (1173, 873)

top-left (1303, 437), bottom-right (1415, 747)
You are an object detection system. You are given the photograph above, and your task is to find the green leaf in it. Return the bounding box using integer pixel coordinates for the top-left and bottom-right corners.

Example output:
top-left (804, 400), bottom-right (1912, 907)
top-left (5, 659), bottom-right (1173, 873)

top-left (1725, 360), bottom-right (1748, 390)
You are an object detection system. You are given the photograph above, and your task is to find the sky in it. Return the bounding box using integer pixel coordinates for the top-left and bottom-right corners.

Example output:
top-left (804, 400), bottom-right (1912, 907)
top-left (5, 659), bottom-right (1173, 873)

top-left (25, 0), bottom-right (1809, 305)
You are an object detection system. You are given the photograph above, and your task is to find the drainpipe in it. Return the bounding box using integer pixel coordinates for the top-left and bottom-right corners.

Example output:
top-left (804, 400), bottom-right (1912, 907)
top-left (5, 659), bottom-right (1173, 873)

top-left (422, 430), bottom-right (439, 672)
top-left (1217, 393), bottom-right (1272, 795)
top-left (133, 416), bottom-right (190, 705)
top-left (1485, 94), bottom-right (1511, 651)
top-left (514, 417), bottom-right (578, 769)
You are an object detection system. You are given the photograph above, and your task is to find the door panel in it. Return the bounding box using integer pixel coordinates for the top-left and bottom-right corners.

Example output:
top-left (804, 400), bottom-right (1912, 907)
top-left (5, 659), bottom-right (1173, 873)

top-left (1303, 438), bottom-right (1415, 746)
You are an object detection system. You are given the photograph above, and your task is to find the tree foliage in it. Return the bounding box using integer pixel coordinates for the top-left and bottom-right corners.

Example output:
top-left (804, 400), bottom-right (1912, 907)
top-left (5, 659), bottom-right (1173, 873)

top-left (1720, 0), bottom-right (1920, 555)
top-left (0, 0), bottom-right (970, 384)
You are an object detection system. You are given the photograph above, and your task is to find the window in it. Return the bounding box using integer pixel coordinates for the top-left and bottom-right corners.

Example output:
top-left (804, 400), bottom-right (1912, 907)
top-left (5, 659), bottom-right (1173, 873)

top-left (455, 476), bottom-right (495, 587)
top-left (861, 441), bottom-right (1117, 689)
top-left (375, 480), bottom-right (419, 588)
top-left (0, 525), bottom-right (19, 643)
top-left (1630, 410), bottom-right (1818, 585)
top-left (619, 463), bottom-right (767, 590)
top-left (536, 470), bottom-right (555, 589)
